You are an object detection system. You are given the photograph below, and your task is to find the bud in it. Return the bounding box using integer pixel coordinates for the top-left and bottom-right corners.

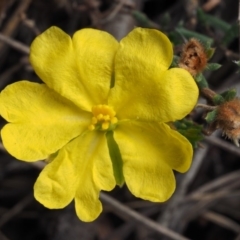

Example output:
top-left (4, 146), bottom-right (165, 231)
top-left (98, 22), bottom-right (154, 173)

top-left (215, 98), bottom-right (240, 146)
top-left (178, 38), bottom-right (208, 76)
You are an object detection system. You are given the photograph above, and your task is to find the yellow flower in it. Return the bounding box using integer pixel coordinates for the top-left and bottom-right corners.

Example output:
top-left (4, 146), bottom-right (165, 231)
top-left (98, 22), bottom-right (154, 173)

top-left (0, 27), bottom-right (198, 222)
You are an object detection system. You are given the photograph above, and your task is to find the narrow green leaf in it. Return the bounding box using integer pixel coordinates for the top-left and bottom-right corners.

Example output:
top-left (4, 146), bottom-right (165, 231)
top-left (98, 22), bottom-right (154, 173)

top-left (213, 94), bottom-right (225, 105)
top-left (220, 88), bottom-right (237, 101)
top-left (205, 109), bottom-right (218, 123)
top-left (205, 63), bottom-right (222, 71)
top-left (194, 73), bottom-right (209, 88)
top-left (106, 131), bottom-right (124, 187)
top-left (132, 10), bottom-right (158, 29)
top-left (206, 48), bottom-right (216, 60)
top-left (174, 119), bottom-right (203, 148)
top-left (197, 8), bottom-right (230, 32)
top-left (175, 27), bottom-right (214, 45)
top-left (222, 23), bottom-right (238, 45)
top-left (159, 12), bottom-right (171, 29)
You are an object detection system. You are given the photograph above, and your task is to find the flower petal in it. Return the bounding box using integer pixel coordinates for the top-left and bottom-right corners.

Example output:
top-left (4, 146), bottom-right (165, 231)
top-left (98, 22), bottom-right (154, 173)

top-left (109, 27), bottom-right (198, 122)
top-left (34, 131), bottom-right (115, 222)
top-left (0, 81), bottom-right (90, 161)
top-left (156, 68), bottom-right (199, 122)
top-left (34, 151), bottom-right (77, 209)
top-left (74, 131), bottom-right (115, 221)
top-left (114, 121), bottom-right (193, 202)
top-left (30, 26), bottom-right (119, 111)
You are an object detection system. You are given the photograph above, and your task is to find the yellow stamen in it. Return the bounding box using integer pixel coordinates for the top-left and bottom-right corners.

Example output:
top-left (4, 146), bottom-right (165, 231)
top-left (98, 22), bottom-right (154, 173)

top-left (88, 124), bottom-right (95, 130)
top-left (111, 117), bottom-right (118, 124)
top-left (102, 122), bottom-right (110, 130)
top-left (92, 117), bottom-right (97, 124)
top-left (97, 114), bottom-right (103, 120)
top-left (88, 104), bottom-right (118, 131)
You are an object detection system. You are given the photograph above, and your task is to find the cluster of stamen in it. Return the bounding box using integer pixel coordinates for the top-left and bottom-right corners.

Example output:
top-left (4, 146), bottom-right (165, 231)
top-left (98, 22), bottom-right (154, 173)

top-left (88, 104), bottom-right (118, 131)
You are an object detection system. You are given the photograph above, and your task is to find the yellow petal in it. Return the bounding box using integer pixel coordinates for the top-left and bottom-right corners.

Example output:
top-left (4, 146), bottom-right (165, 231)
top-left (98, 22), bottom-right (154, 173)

top-left (114, 121), bottom-right (193, 202)
top-left (0, 81), bottom-right (90, 161)
top-left (34, 150), bottom-right (77, 209)
top-left (30, 27), bottom-right (119, 111)
top-left (34, 131), bottom-right (115, 222)
top-left (109, 27), bottom-right (198, 122)
top-left (72, 29), bottom-right (119, 109)
top-left (74, 131), bottom-right (115, 221)
top-left (155, 68), bottom-right (199, 122)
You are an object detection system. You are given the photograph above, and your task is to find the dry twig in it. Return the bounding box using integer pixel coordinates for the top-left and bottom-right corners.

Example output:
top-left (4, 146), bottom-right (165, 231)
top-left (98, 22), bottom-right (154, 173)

top-left (0, 194), bottom-right (33, 227)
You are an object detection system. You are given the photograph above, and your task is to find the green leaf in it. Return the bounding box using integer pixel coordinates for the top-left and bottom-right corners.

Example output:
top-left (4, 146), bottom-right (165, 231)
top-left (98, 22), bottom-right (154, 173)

top-left (106, 131), bottom-right (124, 187)
top-left (206, 48), bottom-right (216, 60)
top-left (159, 12), bottom-right (171, 30)
top-left (205, 109), bottom-right (218, 123)
top-left (175, 27), bottom-right (214, 45)
top-left (174, 119), bottom-right (203, 148)
top-left (132, 10), bottom-right (158, 29)
top-left (212, 94), bottom-right (225, 105)
top-left (197, 8), bottom-right (230, 32)
top-left (222, 23), bottom-right (238, 45)
top-left (220, 88), bottom-right (237, 101)
top-left (205, 63), bottom-right (222, 71)
top-left (194, 73), bottom-right (209, 88)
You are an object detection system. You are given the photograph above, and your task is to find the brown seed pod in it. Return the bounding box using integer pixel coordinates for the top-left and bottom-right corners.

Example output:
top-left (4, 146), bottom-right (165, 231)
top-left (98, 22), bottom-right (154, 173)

top-left (215, 98), bottom-right (240, 146)
top-left (178, 38), bottom-right (208, 76)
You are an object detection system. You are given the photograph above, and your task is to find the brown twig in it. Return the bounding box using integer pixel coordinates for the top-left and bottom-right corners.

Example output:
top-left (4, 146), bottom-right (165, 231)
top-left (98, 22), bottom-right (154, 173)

top-left (204, 136), bottom-right (240, 157)
top-left (0, 0), bottom-right (32, 55)
top-left (156, 147), bottom-right (209, 236)
top-left (102, 0), bottom-right (138, 41)
top-left (0, 231), bottom-right (10, 240)
top-left (0, 62), bottom-right (24, 89)
top-left (0, 194), bottom-right (33, 227)
top-left (202, 0), bottom-right (221, 12)
top-left (100, 193), bottom-right (190, 240)
top-left (187, 169), bottom-right (240, 198)
top-left (101, 0), bottom-right (128, 24)
top-left (202, 211), bottom-right (240, 233)
top-left (196, 103), bottom-right (217, 110)
top-left (0, 33), bottom-right (30, 54)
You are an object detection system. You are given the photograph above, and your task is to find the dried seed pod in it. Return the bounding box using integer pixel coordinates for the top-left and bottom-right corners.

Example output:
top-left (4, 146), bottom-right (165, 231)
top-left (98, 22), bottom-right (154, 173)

top-left (178, 38), bottom-right (208, 76)
top-left (215, 98), bottom-right (240, 146)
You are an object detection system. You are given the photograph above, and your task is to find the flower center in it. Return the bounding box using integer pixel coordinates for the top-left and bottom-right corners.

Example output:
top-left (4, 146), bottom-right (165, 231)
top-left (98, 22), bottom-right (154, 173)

top-left (88, 104), bottom-right (118, 131)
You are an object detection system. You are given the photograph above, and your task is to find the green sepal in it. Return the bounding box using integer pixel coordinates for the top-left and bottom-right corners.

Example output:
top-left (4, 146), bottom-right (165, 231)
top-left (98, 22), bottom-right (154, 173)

top-left (205, 109), bottom-right (218, 123)
top-left (205, 63), bottom-right (221, 71)
top-left (220, 88), bottom-right (237, 101)
top-left (174, 119), bottom-right (203, 148)
top-left (212, 94), bottom-right (225, 105)
top-left (206, 48), bottom-right (216, 60)
top-left (106, 131), bottom-right (125, 187)
top-left (194, 73), bottom-right (209, 88)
